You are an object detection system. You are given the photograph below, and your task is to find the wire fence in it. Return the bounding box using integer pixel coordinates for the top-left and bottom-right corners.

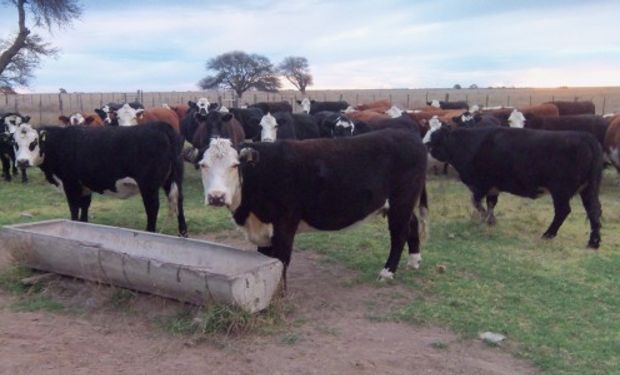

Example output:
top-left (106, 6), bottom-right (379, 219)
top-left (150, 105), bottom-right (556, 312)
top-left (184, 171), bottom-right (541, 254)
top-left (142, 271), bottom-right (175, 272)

top-left (2, 87), bottom-right (619, 126)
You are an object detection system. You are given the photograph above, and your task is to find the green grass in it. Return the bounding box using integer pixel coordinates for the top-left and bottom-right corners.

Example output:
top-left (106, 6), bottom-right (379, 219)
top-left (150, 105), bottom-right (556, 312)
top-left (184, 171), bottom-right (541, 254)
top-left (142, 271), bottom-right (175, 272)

top-left (2, 163), bottom-right (620, 373)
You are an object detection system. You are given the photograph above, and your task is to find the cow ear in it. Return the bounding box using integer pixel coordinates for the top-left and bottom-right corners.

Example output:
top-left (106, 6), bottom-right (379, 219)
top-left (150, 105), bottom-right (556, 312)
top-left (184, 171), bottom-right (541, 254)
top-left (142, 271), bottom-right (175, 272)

top-left (59, 116), bottom-right (70, 124)
top-left (222, 113), bottom-right (233, 122)
top-left (310, 100), bottom-right (316, 104)
top-left (239, 147), bottom-right (259, 165)
top-left (296, 100), bottom-right (301, 104)
top-left (136, 109), bottom-right (145, 119)
top-left (188, 101), bottom-right (197, 108)
top-left (23, 116), bottom-right (31, 123)
top-left (84, 116), bottom-right (96, 125)
top-left (208, 103), bottom-right (219, 112)
top-left (39, 130), bottom-right (47, 143)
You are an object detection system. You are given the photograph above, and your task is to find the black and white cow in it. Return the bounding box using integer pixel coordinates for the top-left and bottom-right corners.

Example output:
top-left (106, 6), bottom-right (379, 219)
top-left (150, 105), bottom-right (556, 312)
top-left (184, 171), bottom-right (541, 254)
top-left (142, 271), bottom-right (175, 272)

top-left (95, 101), bottom-right (144, 126)
top-left (426, 126), bottom-right (602, 248)
top-left (297, 98), bottom-right (349, 115)
top-left (452, 112), bottom-right (502, 128)
top-left (0, 113), bottom-right (29, 183)
top-left (13, 122), bottom-right (187, 236)
top-left (198, 129), bottom-right (428, 284)
top-left (259, 112), bottom-right (320, 142)
top-left (427, 100), bottom-right (469, 110)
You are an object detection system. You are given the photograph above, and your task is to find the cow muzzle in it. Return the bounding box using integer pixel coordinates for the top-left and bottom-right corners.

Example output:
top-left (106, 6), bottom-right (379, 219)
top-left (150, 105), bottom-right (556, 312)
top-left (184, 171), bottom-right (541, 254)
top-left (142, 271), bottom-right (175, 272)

top-left (16, 159), bottom-right (30, 169)
top-left (207, 192), bottom-right (227, 207)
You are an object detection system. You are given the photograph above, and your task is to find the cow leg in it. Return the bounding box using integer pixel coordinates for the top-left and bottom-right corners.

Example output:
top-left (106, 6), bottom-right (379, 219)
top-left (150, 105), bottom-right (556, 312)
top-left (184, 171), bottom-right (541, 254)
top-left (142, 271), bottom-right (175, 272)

top-left (382, 203), bottom-right (414, 280)
top-left (406, 213), bottom-right (422, 270)
top-left (486, 194), bottom-right (499, 226)
top-left (140, 186), bottom-right (160, 232)
top-left (270, 220), bottom-right (298, 293)
top-left (20, 167), bottom-right (28, 184)
top-left (442, 163), bottom-right (449, 175)
top-left (257, 246), bottom-right (275, 257)
top-left (470, 191), bottom-right (487, 221)
top-left (78, 194), bottom-right (92, 222)
top-left (163, 180), bottom-right (188, 237)
top-left (1, 154), bottom-right (10, 182)
top-left (580, 184), bottom-right (602, 249)
top-left (542, 194), bottom-right (571, 239)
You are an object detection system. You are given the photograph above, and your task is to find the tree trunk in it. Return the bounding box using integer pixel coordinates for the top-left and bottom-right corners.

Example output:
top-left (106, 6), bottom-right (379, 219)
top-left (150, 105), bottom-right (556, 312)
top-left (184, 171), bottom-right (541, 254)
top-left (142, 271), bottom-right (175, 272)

top-left (0, 0), bottom-right (30, 77)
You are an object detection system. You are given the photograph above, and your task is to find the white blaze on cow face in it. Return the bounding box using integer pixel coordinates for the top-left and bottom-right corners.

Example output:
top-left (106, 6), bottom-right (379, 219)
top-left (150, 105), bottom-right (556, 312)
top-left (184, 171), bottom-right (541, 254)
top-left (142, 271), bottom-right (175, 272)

top-left (198, 138), bottom-right (241, 210)
top-left (115, 103), bottom-right (140, 126)
top-left (430, 99), bottom-right (440, 108)
top-left (219, 106), bottom-right (229, 113)
top-left (422, 116), bottom-right (442, 144)
top-left (508, 109), bottom-right (526, 128)
top-left (469, 105), bottom-right (480, 113)
top-left (69, 113), bottom-right (85, 126)
top-left (385, 105), bottom-right (404, 118)
top-left (197, 97), bottom-right (210, 116)
top-left (335, 117), bottom-right (355, 132)
top-left (460, 112), bottom-right (474, 124)
top-left (300, 97), bottom-right (311, 114)
top-left (259, 113), bottom-right (278, 142)
top-left (13, 124), bottom-right (44, 168)
top-left (342, 106), bottom-right (356, 114)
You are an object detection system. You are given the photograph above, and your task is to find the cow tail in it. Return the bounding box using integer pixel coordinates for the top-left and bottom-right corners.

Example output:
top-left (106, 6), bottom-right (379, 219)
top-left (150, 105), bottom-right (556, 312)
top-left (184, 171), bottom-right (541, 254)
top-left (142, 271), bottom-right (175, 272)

top-left (167, 129), bottom-right (184, 218)
top-left (418, 184), bottom-right (429, 241)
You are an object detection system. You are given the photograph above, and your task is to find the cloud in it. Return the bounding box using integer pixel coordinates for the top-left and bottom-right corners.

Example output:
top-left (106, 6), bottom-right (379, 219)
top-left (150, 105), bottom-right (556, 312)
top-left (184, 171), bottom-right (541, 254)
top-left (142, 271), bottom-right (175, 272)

top-left (0, 0), bottom-right (618, 92)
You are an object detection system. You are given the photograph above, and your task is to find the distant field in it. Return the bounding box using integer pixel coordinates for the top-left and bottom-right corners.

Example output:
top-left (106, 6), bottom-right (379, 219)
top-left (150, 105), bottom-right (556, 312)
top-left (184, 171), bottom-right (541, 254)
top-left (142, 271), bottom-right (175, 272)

top-left (2, 87), bottom-right (620, 126)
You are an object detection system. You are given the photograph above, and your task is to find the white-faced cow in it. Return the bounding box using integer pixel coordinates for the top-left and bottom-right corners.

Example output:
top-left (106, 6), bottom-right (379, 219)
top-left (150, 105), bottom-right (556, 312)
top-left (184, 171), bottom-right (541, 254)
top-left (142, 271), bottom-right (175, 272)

top-left (13, 122), bottom-right (187, 236)
top-left (426, 125), bottom-right (602, 248)
top-left (1, 113), bottom-right (29, 183)
top-left (59, 112), bottom-right (104, 127)
top-left (296, 98), bottom-right (349, 115)
top-left (259, 112), bottom-right (320, 142)
top-left (198, 129), bottom-right (428, 285)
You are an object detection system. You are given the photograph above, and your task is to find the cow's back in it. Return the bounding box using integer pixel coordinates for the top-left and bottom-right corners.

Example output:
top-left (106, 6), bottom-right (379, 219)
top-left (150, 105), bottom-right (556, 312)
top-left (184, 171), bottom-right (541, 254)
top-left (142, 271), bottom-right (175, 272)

top-left (139, 107), bottom-right (180, 132)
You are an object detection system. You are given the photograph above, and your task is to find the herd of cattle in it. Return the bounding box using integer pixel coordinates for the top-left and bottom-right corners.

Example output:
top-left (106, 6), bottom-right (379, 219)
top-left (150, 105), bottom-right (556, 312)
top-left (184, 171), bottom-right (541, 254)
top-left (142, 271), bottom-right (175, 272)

top-left (1, 96), bottom-right (619, 283)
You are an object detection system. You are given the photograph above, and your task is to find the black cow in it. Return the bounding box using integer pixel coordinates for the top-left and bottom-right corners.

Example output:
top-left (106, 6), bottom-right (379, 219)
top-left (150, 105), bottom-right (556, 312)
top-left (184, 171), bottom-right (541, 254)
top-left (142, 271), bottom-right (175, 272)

top-left (452, 112), bottom-right (502, 128)
top-left (199, 129), bottom-right (429, 285)
top-left (524, 114), bottom-right (608, 148)
top-left (368, 114), bottom-right (423, 136)
top-left (427, 100), bottom-right (469, 110)
top-left (230, 107), bottom-right (264, 140)
top-left (1, 113), bottom-right (29, 183)
top-left (427, 126), bottom-right (602, 248)
top-left (545, 101), bottom-right (595, 116)
top-left (192, 110), bottom-right (245, 159)
top-left (249, 101), bottom-right (293, 114)
top-left (297, 98), bottom-right (349, 115)
top-left (259, 112), bottom-right (320, 142)
top-left (13, 122), bottom-right (187, 236)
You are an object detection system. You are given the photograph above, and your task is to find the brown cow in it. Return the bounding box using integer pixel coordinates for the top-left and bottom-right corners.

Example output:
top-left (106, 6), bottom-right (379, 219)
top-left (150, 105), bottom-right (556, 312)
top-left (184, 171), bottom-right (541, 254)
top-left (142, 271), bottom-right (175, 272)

top-left (545, 101), bottom-right (595, 116)
top-left (58, 112), bottom-right (104, 127)
top-left (488, 104), bottom-right (559, 127)
top-left (354, 99), bottom-right (391, 113)
top-left (169, 104), bottom-right (190, 123)
top-left (346, 110), bottom-right (390, 123)
top-left (605, 115), bottom-right (620, 171)
top-left (138, 107), bottom-right (180, 132)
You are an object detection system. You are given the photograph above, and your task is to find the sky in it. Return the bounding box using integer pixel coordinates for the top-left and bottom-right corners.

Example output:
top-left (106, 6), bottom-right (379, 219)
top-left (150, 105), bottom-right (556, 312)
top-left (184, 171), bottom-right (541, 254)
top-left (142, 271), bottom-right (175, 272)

top-left (1, 0), bottom-right (619, 93)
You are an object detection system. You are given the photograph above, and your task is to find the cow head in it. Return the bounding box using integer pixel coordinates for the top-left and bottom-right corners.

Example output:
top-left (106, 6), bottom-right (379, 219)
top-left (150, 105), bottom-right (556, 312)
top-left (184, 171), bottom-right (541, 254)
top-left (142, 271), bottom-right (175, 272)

top-left (508, 109), bottom-right (526, 128)
top-left (453, 112), bottom-right (475, 128)
top-left (297, 97), bottom-right (312, 114)
top-left (259, 113), bottom-right (278, 142)
top-left (422, 116), bottom-right (443, 144)
top-left (426, 125), bottom-right (451, 162)
top-left (385, 105), bottom-right (404, 118)
top-left (2, 113), bottom-right (30, 135)
top-left (114, 103), bottom-right (142, 126)
top-left (427, 100), bottom-right (440, 108)
top-left (59, 113), bottom-right (85, 126)
top-left (192, 110), bottom-right (235, 149)
top-left (469, 104), bottom-right (480, 113)
top-left (333, 116), bottom-right (355, 137)
top-left (199, 138), bottom-right (242, 209)
top-left (13, 123), bottom-right (46, 168)
top-left (196, 97), bottom-right (211, 116)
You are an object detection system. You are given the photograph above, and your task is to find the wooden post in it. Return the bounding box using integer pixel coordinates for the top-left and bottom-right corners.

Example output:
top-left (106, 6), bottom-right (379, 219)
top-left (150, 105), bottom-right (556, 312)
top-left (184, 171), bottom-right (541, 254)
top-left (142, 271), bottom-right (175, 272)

top-left (355, 93), bottom-right (359, 105)
top-left (389, 94), bottom-right (392, 105)
top-left (445, 93), bottom-right (449, 102)
top-left (58, 93), bottom-right (64, 115)
top-left (485, 95), bottom-right (489, 107)
top-left (406, 94), bottom-right (410, 109)
top-left (507, 96), bottom-right (511, 107)
top-left (38, 96), bottom-right (43, 125)
top-left (372, 93), bottom-right (376, 102)
top-left (425, 92), bottom-right (428, 103)
top-left (79, 94), bottom-right (84, 112)
top-left (529, 95), bottom-right (532, 106)
top-left (465, 94), bottom-right (469, 104)
top-left (151, 95), bottom-right (155, 107)
top-left (253, 94), bottom-right (257, 104)
top-left (602, 96), bottom-right (606, 115)
top-left (99, 93), bottom-right (104, 107)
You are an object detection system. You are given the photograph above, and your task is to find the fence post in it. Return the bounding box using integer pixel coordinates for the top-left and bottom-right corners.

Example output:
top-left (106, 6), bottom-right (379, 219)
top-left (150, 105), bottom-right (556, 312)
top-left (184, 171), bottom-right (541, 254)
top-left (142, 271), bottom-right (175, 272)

top-left (355, 93), bottom-right (359, 105)
top-left (58, 93), bottom-right (64, 115)
top-left (406, 94), bottom-right (410, 109)
top-left (601, 96), bottom-right (606, 115)
top-left (389, 94), bottom-right (392, 105)
top-left (79, 94), bottom-right (84, 112)
top-left (465, 94), bottom-right (469, 104)
top-left (529, 95), bottom-right (532, 106)
top-left (485, 95), bottom-right (489, 107)
top-left (425, 92), bottom-right (428, 103)
top-left (38, 96), bottom-right (43, 125)
top-left (445, 93), bottom-right (449, 102)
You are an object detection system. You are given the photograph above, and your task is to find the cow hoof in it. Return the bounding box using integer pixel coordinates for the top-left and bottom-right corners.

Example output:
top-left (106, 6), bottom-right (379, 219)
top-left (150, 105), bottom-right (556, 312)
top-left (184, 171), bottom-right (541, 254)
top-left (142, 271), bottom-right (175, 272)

top-left (407, 254), bottom-right (422, 269)
top-left (378, 268), bottom-right (394, 281)
top-left (541, 232), bottom-right (556, 240)
top-left (486, 216), bottom-right (497, 226)
top-left (178, 231), bottom-right (189, 238)
top-left (587, 238), bottom-right (600, 249)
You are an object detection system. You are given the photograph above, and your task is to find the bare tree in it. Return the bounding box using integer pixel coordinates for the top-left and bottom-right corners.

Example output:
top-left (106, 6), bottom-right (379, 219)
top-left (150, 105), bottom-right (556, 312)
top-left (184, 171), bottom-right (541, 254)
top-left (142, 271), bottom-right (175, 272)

top-left (278, 56), bottom-right (313, 94)
top-left (198, 51), bottom-right (280, 100)
top-left (0, 0), bottom-right (82, 88)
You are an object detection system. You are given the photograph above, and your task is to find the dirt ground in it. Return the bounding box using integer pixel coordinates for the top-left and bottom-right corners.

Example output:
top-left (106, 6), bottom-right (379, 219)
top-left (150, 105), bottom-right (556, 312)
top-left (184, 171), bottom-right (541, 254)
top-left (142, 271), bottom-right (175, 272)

top-left (0, 234), bottom-right (538, 375)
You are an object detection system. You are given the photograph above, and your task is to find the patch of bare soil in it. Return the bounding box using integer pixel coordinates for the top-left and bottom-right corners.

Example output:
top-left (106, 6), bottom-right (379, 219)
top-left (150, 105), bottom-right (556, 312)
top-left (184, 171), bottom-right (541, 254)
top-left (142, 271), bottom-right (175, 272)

top-left (0, 233), bottom-right (537, 375)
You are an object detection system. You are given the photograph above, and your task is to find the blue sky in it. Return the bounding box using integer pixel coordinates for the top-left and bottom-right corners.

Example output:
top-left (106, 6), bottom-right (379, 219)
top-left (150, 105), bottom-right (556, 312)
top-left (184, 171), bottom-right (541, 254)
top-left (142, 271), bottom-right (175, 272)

top-left (1, 0), bottom-right (619, 92)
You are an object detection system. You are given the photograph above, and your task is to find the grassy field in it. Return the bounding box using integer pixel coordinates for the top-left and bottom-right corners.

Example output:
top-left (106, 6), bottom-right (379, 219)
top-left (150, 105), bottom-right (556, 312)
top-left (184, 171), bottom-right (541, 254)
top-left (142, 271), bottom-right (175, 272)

top-left (1, 164), bottom-right (619, 374)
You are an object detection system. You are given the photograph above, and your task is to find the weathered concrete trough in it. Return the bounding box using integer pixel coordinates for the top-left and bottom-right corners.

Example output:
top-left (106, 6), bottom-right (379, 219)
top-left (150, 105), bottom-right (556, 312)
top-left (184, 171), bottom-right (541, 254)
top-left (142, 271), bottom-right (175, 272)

top-left (0, 219), bottom-right (283, 313)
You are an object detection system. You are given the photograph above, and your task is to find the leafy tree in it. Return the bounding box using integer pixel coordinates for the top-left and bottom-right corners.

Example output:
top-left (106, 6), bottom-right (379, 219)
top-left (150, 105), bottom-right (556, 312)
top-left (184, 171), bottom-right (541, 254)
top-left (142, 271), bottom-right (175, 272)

top-left (0, 0), bottom-right (82, 88)
top-left (469, 83), bottom-right (478, 89)
top-left (278, 56), bottom-right (313, 94)
top-left (453, 83), bottom-right (462, 89)
top-left (198, 51), bottom-right (280, 99)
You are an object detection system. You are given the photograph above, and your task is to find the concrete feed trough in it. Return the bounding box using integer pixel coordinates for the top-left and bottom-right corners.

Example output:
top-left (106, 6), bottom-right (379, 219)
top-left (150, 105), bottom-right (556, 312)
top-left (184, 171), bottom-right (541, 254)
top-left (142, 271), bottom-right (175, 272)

top-left (0, 220), bottom-right (283, 313)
